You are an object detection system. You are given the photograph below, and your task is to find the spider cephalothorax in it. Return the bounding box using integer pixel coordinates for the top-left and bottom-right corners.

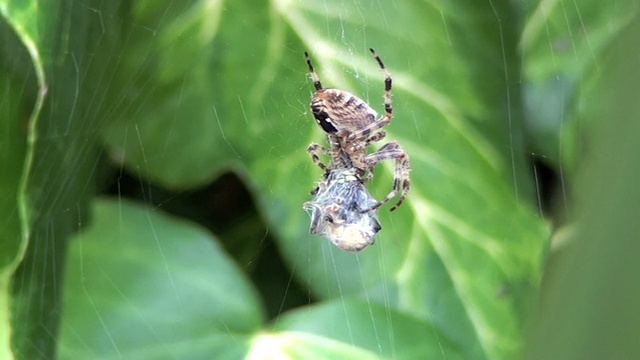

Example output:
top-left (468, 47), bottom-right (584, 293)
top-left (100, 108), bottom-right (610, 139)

top-left (304, 49), bottom-right (411, 212)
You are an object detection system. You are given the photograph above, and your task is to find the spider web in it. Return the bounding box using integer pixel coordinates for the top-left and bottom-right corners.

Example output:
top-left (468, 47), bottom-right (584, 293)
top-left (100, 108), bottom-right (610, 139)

top-left (0, 0), bottom-right (632, 359)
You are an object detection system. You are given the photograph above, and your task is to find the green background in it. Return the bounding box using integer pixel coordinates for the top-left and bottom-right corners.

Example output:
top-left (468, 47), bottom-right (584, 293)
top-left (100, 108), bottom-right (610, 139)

top-left (0, 1), bottom-right (638, 359)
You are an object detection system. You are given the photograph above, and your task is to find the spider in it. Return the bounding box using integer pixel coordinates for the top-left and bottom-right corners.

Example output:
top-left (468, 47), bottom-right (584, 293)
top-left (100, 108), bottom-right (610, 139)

top-left (304, 168), bottom-right (381, 251)
top-left (304, 49), bottom-right (411, 212)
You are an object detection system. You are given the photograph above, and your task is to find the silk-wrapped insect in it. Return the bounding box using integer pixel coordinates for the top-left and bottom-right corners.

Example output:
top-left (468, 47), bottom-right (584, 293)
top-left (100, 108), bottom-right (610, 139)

top-left (303, 169), bottom-right (381, 251)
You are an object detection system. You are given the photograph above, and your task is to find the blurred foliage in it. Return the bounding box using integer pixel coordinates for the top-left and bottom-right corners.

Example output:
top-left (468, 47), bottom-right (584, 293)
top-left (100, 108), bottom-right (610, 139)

top-left (0, 0), bottom-right (636, 359)
top-left (526, 9), bottom-right (640, 360)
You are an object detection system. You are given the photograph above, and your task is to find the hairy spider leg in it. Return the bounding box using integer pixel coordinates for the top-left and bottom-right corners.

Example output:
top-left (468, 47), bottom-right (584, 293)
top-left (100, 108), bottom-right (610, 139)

top-left (363, 130), bottom-right (387, 147)
top-left (328, 128), bottom-right (389, 184)
top-left (362, 141), bottom-right (411, 212)
top-left (304, 52), bottom-right (323, 91)
top-left (347, 48), bottom-right (393, 142)
top-left (309, 135), bottom-right (354, 172)
top-left (307, 143), bottom-right (331, 172)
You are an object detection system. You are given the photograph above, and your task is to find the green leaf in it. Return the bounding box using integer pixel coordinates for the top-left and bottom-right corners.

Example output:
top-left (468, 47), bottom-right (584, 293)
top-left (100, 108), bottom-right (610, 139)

top-left (250, 332), bottom-right (386, 360)
top-left (58, 199), bottom-right (263, 359)
top-left (526, 11), bottom-right (640, 359)
top-left (266, 2), bottom-right (548, 359)
top-left (272, 299), bottom-right (463, 359)
top-left (102, 0), bottom-right (239, 188)
top-left (0, 1), bottom-right (138, 358)
top-left (521, 0), bottom-right (638, 166)
top-left (0, 15), bottom-right (34, 360)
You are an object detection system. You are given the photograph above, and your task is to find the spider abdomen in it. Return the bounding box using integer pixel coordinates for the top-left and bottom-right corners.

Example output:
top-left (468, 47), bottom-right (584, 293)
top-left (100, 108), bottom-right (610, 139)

top-left (311, 89), bottom-right (378, 134)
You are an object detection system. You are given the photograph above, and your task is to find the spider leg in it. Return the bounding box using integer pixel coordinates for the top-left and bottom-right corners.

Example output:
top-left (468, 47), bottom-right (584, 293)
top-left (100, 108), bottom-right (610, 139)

top-left (370, 48), bottom-right (393, 119)
top-left (347, 48), bottom-right (393, 143)
top-left (362, 141), bottom-right (411, 212)
top-left (304, 52), bottom-right (323, 91)
top-left (307, 143), bottom-right (331, 173)
top-left (340, 130), bottom-right (385, 160)
top-left (364, 130), bottom-right (386, 147)
top-left (347, 116), bottom-right (391, 143)
top-left (344, 131), bottom-right (386, 184)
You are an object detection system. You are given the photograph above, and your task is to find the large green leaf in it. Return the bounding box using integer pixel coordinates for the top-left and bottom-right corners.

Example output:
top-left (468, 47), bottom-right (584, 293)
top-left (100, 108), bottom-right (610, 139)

top-left (272, 300), bottom-right (462, 359)
top-left (0, 15), bottom-right (34, 360)
top-left (0, 1), bottom-right (128, 358)
top-left (521, 0), bottom-right (638, 167)
top-left (58, 199), bottom-right (263, 359)
top-left (526, 10), bottom-right (640, 359)
top-left (58, 199), bottom-right (462, 360)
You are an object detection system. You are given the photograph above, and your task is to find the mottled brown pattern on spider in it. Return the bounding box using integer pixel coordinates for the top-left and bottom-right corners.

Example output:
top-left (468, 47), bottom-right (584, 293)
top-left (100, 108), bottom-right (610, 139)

top-left (304, 49), bottom-right (411, 212)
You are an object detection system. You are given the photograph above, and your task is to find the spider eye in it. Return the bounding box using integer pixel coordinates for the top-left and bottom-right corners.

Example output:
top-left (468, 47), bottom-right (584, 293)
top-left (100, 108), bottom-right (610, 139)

top-left (323, 215), bottom-right (334, 223)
